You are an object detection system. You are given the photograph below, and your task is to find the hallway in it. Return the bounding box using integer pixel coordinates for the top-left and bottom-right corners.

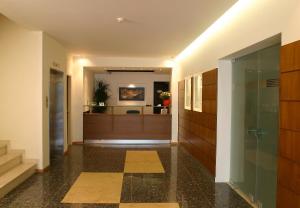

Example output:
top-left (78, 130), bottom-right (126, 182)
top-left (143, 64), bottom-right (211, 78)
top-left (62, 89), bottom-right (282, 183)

top-left (0, 145), bottom-right (250, 208)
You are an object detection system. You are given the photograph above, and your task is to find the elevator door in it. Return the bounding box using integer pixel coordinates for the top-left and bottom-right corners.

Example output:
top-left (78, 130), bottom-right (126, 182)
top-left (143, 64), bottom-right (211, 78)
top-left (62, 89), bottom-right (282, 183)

top-left (230, 44), bottom-right (280, 208)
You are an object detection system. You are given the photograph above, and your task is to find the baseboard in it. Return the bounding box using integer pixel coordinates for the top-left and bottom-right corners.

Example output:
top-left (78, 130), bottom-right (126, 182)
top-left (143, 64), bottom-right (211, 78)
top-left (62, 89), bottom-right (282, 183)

top-left (36, 165), bottom-right (49, 173)
top-left (72, 141), bottom-right (83, 145)
top-left (64, 149), bottom-right (69, 155)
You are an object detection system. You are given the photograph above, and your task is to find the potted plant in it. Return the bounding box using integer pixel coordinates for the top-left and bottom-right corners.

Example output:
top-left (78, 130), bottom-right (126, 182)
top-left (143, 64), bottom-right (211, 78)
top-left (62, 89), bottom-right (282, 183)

top-left (160, 91), bottom-right (171, 107)
top-left (93, 80), bottom-right (110, 113)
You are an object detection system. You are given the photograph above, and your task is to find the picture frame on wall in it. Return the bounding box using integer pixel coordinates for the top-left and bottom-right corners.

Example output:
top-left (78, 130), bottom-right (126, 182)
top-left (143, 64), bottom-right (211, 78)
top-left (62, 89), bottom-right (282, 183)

top-left (119, 87), bottom-right (145, 101)
top-left (193, 73), bottom-right (203, 112)
top-left (184, 77), bottom-right (192, 110)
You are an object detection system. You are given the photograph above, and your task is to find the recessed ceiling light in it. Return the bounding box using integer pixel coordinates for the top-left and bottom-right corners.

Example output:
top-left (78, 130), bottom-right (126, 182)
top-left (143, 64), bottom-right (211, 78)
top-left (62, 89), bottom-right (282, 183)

top-left (116, 17), bottom-right (125, 23)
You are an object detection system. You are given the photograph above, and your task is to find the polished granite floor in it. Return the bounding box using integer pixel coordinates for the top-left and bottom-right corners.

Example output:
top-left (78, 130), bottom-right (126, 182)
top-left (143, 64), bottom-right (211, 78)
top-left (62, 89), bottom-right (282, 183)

top-left (0, 144), bottom-right (252, 208)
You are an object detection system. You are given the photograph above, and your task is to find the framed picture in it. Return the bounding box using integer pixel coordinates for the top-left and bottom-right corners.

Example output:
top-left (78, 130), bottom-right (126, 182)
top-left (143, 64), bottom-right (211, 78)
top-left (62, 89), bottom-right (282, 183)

top-left (184, 77), bottom-right (192, 110)
top-left (119, 87), bottom-right (145, 101)
top-left (193, 73), bottom-right (202, 112)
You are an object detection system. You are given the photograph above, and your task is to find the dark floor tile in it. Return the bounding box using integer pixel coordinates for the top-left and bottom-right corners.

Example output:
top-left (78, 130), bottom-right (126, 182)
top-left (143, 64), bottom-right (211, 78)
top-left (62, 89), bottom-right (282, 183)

top-left (0, 144), bottom-right (251, 208)
top-left (121, 173), bottom-right (174, 203)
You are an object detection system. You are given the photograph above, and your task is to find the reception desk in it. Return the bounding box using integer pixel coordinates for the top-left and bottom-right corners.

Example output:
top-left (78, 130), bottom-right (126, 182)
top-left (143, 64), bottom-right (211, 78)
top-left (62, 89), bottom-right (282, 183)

top-left (83, 108), bottom-right (171, 142)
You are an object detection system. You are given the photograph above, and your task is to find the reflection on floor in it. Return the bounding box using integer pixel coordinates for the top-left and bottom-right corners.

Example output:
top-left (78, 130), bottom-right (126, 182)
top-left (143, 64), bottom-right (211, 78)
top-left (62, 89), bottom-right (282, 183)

top-left (0, 145), bottom-right (252, 208)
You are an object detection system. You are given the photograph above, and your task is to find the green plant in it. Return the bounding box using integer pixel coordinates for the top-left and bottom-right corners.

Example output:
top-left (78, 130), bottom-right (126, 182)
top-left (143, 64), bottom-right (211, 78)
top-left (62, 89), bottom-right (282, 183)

top-left (93, 80), bottom-right (110, 113)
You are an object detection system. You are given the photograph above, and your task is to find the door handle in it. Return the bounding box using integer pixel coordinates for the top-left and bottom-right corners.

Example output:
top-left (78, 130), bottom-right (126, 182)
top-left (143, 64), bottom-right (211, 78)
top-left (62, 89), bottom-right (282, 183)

top-left (247, 128), bottom-right (266, 137)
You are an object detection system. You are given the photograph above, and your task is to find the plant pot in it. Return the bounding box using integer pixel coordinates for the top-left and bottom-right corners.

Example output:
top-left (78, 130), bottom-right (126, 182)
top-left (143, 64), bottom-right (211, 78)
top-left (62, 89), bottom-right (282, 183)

top-left (163, 99), bottom-right (171, 107)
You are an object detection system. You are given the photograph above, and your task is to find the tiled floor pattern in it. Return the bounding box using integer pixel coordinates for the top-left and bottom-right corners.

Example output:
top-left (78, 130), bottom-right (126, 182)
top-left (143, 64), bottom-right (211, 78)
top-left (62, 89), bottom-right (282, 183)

top-left (62, 150), bottom-right (170, 206)
top-left (62, 172), bottom-right (123, 204)
top-left (124, 151), bottom-right (165, 173)
top-left (0, 144), bottom-right (252, 208)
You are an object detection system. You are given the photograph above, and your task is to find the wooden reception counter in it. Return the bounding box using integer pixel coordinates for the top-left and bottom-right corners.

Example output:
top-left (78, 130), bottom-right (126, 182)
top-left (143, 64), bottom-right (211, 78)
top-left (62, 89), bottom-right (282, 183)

top-left (83, 113), bottom-right (171, 141)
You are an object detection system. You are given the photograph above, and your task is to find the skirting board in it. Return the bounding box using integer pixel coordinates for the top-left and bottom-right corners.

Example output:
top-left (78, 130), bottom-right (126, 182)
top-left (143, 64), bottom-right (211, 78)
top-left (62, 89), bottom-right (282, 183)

top-left (36, 165), bottom-right (49, 173)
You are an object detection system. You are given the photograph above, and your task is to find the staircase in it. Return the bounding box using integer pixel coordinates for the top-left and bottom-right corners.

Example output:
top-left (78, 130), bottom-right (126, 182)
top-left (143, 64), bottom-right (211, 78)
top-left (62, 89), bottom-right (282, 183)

top-left (0, 140), bottom-right (37, 198)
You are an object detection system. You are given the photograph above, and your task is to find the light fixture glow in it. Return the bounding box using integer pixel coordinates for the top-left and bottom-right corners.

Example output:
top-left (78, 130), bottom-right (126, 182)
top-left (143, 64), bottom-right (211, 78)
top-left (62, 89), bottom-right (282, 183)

top-left (117, 17), bottom-right (125, 23)
top-left (128, 84), bottom-right (135, 88)
top-left (76, 56), bottom-right (89, 66)
top-left (175, 0), bottom-right (252, 62)
top-left (164, 59), bottom-right (176, 68)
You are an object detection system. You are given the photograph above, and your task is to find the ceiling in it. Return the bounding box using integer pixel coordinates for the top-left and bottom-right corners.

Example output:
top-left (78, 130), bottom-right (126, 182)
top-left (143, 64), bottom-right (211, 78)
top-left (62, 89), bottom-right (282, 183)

top-left (0, 0), bottom-right (237, 57)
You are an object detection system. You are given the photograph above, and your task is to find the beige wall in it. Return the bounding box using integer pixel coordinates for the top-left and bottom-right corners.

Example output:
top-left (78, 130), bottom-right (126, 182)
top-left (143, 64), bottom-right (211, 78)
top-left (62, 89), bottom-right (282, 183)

top-left (94, 72), bottom-right (171, 106)
top-left (68, 56), bottom-right (173, 142)
top-left (0, 15), bottom-right (43, 168)
top-left (83, 69), bottom-right (95, 111)
top-left (0, 15), bottom-right (68, 169)
top-left (42, 33), bottom-right (67, 168)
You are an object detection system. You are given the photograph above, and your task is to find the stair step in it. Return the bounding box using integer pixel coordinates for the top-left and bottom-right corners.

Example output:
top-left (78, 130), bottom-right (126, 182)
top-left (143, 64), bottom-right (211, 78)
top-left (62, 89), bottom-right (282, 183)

top-left (0, 161), bottom-right (36, 198)
top-left (0, 151), bottom-right (23, 176)
top-left (0, 141), bottom-right (9, 157)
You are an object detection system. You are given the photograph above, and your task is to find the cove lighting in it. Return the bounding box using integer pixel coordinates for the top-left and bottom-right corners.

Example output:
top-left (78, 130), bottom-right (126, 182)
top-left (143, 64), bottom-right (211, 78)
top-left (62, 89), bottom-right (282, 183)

top-left (175, 0), bottom-right (252, 62)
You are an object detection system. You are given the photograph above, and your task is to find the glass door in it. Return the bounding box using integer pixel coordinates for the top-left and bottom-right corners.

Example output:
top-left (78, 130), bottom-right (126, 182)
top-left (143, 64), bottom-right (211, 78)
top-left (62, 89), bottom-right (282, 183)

top-left (230, 44), bottom-right (280, 208)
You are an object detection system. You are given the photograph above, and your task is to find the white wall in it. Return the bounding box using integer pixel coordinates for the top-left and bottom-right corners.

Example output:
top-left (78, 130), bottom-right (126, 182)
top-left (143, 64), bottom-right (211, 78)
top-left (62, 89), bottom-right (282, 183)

top-left (83, 69), bottom-right (95, 111)
top-left (42, 33), bottom-right (67, 168)
top-left (0, 15), bottom-right (44, 168)
top-left (68, 56), bottom-right (176, 142)
top-left (173, 0), bottom-right (300, 181)
top-left (93, 72), bottom-right (170, 106)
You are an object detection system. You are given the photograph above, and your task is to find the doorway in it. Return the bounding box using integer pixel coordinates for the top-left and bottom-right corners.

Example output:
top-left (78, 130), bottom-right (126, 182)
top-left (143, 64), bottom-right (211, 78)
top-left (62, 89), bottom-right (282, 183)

top-left (49, 69), bottom-right (64, 159)
top-left (153, 81), bottom-right (170, 114)
top-left (230, 44), bottom-right (280, 208)
top-left (67, 75), bottom-right (71, 146)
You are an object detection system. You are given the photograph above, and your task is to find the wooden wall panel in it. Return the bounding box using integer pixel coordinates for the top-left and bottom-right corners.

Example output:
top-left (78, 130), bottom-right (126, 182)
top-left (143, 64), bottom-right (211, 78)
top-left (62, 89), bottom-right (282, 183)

top-left (295, 41), bottom-right (300, 69)
top-left (280, 101), bottom-right (300, 130)
top-left (83, 114), bottom-right (171, 140)
top-left (280, 130), bottom-right (300, 163)
top-left (178, 69), bottom-right (217, 176)
top-left (280, 43), bottom-right (295, 72)
top-left (277, 40), bottom-right (300, 208)
top-left (277, 185), bottom-right (300, 208)
top-left (281, 71), bottom-right (300, 100)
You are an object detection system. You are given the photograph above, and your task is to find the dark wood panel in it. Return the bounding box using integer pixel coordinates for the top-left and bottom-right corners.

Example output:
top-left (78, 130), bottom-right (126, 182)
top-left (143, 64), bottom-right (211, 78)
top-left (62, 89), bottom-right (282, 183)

top-left (203, 69), bottom-right (217, 85)
top-left (144, 115), bottom-right (171, 136)
top-left (83, 113), bottom-right (171, 140)
top-left (277, 185), bottom-right (300, 208)
top-left (278, 40), bottom-right (300, 208)
top-left (202, 100), bottom-right (217, 115)
top-left (280, 42), bottom-right (295, 72)
top-left (281, 71), bottom-right (300, 100)
top-left (203, 85), bottom-right (217, 100)
top-left (295, 41), bottom-right (300, 70)
top-left (280, 129), bottom-right (300, 163)
top-left (278, 157), bottom-right (300, 194)
top-left (83, 114), bottom-right (113, 139)
top-left (113, 115), bottom-right (143, 133)
top-left (280, 101), bottom-right (300, 130)
top-left (178, 68), bottom-right (217, 176)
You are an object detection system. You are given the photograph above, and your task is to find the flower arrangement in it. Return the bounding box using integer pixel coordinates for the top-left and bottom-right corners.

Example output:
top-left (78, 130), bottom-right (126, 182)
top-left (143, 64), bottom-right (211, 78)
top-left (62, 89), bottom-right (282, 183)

top-left (160, 91), bottom-right (171, 100)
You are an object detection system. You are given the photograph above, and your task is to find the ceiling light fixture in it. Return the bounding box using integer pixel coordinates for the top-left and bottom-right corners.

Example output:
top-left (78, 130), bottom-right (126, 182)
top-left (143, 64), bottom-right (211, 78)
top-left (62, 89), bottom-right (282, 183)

top-left (116, 17), bottom-right (125, 23)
